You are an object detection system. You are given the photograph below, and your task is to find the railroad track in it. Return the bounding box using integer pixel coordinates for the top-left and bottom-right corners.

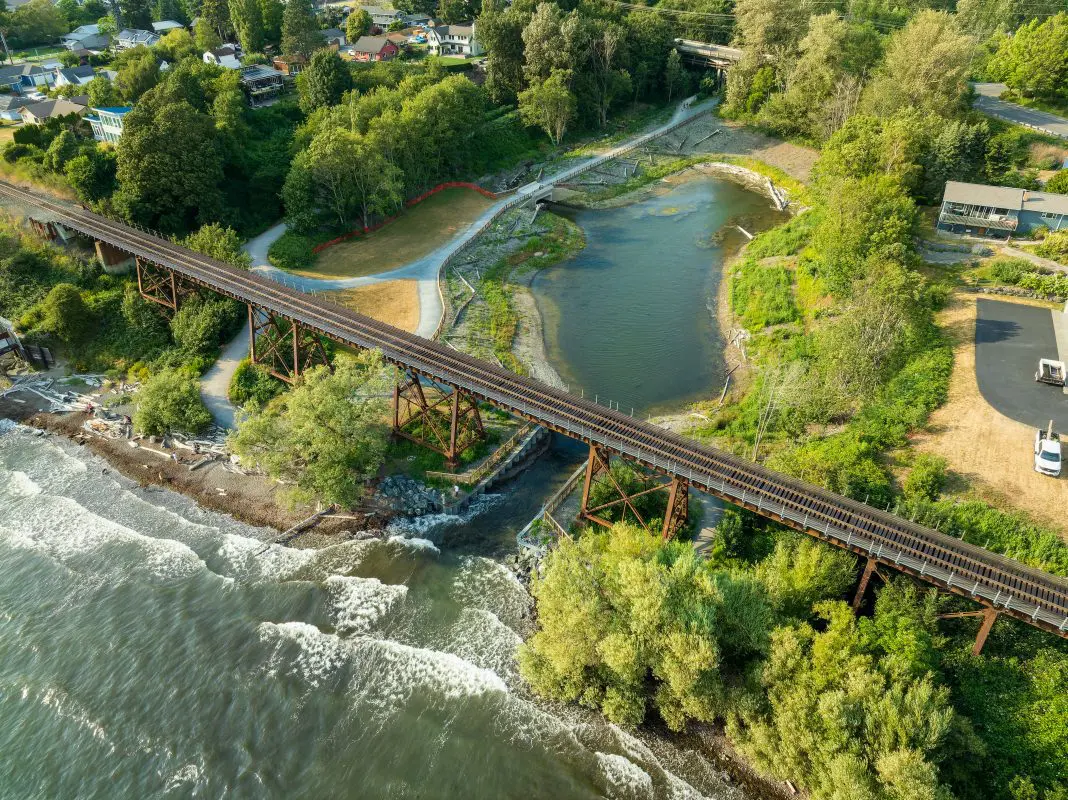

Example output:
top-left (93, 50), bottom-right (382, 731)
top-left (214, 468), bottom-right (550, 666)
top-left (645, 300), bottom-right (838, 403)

top-left (4, 179), bottom-right (1067, 638)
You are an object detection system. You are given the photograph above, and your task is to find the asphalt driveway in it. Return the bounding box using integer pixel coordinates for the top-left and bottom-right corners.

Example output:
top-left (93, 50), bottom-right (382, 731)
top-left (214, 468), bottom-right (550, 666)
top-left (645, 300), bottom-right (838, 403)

top-left (975, 299), bottom-right (1068, 430)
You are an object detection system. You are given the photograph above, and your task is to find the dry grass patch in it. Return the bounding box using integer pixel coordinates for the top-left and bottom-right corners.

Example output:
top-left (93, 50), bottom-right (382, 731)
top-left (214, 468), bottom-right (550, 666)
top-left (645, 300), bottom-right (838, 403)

top-left (296, 188), bottom-right (494, 280)
top-left (324, 280), bottom-right (420, 333)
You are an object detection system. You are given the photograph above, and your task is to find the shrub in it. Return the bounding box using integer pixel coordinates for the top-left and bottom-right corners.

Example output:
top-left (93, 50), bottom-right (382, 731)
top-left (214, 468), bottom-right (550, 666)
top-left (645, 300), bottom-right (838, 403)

top-left (1045, 170), bottom-right (1068, 194)
top-left (134, 367), bottom-right (212, 435)
top-left (902, 453), bottom-right (947, 502)
top-left (169, 296), bottom-right (242, 361)
top-left (2, 142), bottom-right (44, 164)
top-left (990, 258), bottom-right (1028, 284)
top-left (730, 259), bottom-right (799, 329)
top-left (229, 359), bottom-right (284, 407)
top-left (268, 231), bottom-right (316, 271)
top-left (1034, 230), bottom-right (1068, 262)
top-left (37, 282), bottom-right (90, 344)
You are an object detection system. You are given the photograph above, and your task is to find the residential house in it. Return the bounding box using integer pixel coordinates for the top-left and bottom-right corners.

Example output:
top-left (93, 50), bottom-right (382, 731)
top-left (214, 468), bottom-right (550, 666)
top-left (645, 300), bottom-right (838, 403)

top-left (152, 20), bottom-right (185, 33)
top-left (272, 54), bottom-right (307, 75)
top-left (360, 5), bottom-right (404, 28)
top-left (938, 181), bottom-right (1068, 239)
top-left (0, 94), bottom-right (32, 121)
top-left (86, 106), bottom-right (132, 143)
top-left (0, 64), bottom-right (52, 93)
top-left (19, 98), bottom-right (89, 125)
top-left (320, 28), bottom-right (347, 48)
top-left (61, 24), bottom-right (111, 51)
top-left (385, 31), bottom-right (408, 48)
top-left (239, 64), bottom-right (285, 105)
top-left (53, 64), bottom-right (96, 88)
top-left (115, 29), bottom-right (161, 50)
top-left (204, 46), bottom-right (242, 69)
top-left (425, 23), bottom-right (482, 57)
top-left (347, 36), bottom-right (398, 62)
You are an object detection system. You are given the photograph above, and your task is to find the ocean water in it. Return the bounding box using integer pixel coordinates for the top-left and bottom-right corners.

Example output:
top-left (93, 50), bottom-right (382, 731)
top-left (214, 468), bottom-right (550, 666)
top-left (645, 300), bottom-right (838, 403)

top-left (0, 422), bottom-right (745, 799)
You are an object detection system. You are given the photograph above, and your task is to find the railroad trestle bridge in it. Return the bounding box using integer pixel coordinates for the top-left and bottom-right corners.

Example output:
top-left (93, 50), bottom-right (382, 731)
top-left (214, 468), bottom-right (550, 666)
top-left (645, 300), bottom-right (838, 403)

top-left (4, 179), bottom-right (1068, 654)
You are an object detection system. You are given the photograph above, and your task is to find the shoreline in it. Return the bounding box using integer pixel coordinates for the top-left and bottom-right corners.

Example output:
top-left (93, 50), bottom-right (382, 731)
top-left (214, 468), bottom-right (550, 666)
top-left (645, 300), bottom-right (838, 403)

top-left (1, 397), bottom-right (388, 543)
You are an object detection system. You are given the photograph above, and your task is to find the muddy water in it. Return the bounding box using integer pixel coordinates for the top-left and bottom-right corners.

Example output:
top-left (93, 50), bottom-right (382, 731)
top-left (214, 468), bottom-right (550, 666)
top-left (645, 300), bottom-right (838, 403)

top-left (534, 178), bottom-right (787, 414)
top-left (0, 422), bottom-right (748, 799)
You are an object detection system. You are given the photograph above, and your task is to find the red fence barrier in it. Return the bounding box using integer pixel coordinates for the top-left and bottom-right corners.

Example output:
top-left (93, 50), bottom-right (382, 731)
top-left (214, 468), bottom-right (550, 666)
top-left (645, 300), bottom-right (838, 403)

top-left (310, 182), bottom-right (498, 255)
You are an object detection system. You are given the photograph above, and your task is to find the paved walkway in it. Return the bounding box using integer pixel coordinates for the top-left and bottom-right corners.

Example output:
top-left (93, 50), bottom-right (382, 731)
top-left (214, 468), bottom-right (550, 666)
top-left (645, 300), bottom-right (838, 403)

top-left (973, 83), bottom-right (1068, 140)
top-left (199, 224), bottom-right (288, 428)
top-left (1002, 245), bottom-right (1068, 275)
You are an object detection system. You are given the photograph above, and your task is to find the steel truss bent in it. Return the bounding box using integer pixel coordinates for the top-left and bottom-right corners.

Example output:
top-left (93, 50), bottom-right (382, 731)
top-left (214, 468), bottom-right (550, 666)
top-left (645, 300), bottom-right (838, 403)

top-left (578, 444), bottom-right (689, 540)
top-left (392, 369), bottom-right (485, 467)
top-left (248, 304), bottom-right (331, 384)
top-left (136, 256), bottom-right (187, 311)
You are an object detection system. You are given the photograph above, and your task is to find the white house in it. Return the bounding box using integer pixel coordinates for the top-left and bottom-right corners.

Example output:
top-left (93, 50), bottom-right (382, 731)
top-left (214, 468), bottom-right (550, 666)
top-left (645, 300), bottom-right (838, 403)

top-left (425, 23), bottom-right (482, 57)
top-left (86, 106), bottom-right (132, 144)
top-left (61, 24), bottom-right (110, 51)
top-left (115, 29), bottom-right (161, 50)
top-left (204, 46), bottom-right (242, 69)
top-left (53, 64), bottom-right (96, 88)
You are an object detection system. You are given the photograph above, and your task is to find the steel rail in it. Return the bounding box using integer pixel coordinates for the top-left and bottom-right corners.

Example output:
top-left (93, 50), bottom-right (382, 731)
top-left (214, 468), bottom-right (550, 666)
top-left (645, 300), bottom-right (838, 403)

top-left (5, 180), bottom-right (1068, 637)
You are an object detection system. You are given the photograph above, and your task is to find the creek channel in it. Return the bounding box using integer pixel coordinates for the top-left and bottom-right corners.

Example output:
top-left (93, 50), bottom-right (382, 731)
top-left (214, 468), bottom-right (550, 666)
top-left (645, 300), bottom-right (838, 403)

top-left (533, 176), bottom-right (788, 415)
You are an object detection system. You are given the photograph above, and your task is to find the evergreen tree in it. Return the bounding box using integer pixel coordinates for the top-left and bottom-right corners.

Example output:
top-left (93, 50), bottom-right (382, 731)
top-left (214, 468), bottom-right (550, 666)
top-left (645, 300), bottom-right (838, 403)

top-left (230, 0), bottom-right (264, 52)
top-left (199, 0), bottom-right (231, 39)
top-left (119, 0), bottom-right (154, 29)
top-left (281, 0), bottom-right (318, 58)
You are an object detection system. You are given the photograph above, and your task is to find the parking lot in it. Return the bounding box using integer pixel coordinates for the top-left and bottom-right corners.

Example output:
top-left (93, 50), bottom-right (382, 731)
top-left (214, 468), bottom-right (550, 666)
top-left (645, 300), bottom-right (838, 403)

top-left (975, 298), bottom-right (1068, 431)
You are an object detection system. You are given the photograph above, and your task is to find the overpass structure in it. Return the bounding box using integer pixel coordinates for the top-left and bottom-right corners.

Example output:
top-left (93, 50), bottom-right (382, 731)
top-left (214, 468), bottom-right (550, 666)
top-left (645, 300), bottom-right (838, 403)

top-left (4, 179), bottom-right (1068, 653)
top-left (674, 39), bottom-right (744, 70)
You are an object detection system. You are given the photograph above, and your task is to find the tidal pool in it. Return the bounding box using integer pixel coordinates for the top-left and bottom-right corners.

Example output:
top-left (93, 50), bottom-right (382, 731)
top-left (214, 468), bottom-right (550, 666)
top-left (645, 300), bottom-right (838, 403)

top-left (534, 177), bottom-right (787, 414)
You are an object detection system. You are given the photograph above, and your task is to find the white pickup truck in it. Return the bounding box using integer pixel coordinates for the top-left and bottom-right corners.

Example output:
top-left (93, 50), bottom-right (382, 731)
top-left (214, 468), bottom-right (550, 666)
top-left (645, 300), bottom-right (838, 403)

top-left (1034, 422), bottom-right (1062, 477)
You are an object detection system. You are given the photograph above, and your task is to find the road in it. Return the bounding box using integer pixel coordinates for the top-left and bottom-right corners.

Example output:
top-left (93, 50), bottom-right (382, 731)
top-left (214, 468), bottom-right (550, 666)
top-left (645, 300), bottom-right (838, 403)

top-left (975, 298), bottom-right (1068, 431)
top-left (973, 83), bottom-right (1068, 140)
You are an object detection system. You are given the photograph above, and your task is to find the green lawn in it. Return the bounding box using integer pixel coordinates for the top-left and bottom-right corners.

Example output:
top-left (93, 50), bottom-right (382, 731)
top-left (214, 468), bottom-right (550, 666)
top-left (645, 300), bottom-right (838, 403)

top-left (8, 46), bottom-right (64, 62)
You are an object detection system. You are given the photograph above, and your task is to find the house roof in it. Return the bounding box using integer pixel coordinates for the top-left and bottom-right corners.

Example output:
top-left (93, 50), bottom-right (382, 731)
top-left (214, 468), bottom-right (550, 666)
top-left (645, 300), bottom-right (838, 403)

top-left (0, 95), bottom-right (31, 111)
top-left (152, 20), bottom-right (184, 32)
top-left (118, 29), bottom-right (160, 44)
top-left (943, 181), bottom-right (1068, 217)
top-left (361, 6), bottom-right (400, 16)
top-left (55, 65), bottom-right (96, 83)
top-left (0, 63), bottom-right (46, 81)
top-left (20, 98), bottom-right (88, 120)
top-left (321, 28), bottom-right (345, 40)
top-left (352, 36), bottom-right (392, 53)
top-left (65, 23), bottom-right (101, 37)
top-left (211, 45), bottom-right (237, 57)
top-left (432, 23), bottom-right (473, 37)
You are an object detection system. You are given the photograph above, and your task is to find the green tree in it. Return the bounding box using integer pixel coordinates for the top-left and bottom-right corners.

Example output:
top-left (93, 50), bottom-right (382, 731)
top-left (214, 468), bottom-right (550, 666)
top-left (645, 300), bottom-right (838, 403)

top-left (119, 0), bottom-right (153, 29)
top-left (154, 0), bottom-right (188, 24)
top-left (988, 13), bottom-right (1068, 103)
top-left (169, 295), bottom-right (239, 357)
top-left (230, 0), bottom-right (264, 52)
top-left (38, 283), bottom-right (90, 344)
top-left (114, 46), bottom-right (161, 102)
top-left (134, 367), bottom-right (213, 435)
top-left (1046, 171), bottom-right (1068, 195)
top-left (259, 0), bottom-right (284, 46)
top-left (199, 0), bottom-right (231, 39)
top-left (7, 0), bottom-right (68, 48)
top-left (903, 454), bottom-right (947, 503)
top-left (229, 352), bottom-right (392, 507)
top-left (97, 13), bottom-right (118, 39)
top-left (182, 221), bottom-right (251, 267)
top-left (624, 9), bottom-right (673, 102)
top-left (281, 0), bottom-right (318, 57)
top-left (755, 535), bottom-right (858, 621)
top-left (518, 69), bottom-right (575, 146)
top-left (477, 0), bottom-right (527, 103)
top-left (521, 1), bottom-right (566, 85)
top-left (43, 129), bottom-right (78, 173)
top-left (86, 75), bottom-right (121, 108)
top-left (519, 522), bottom-right (771, 731)
top-left (731, 602), bottom-right (958, 800)
top-left (121, 283), bottom-right (169, 341)
top-left (65, 149), bottom-right (118, 204)
top-left (345, 7), bottom-right (371, 42)
top-left (115, 93), bottom-right (224, 234)
top-left (664, 48), bottom-right (687, 103)
top-left (862, 10), bottom-right (974, 120)
top-left (194, 16), bottom-right (222, 52)
top-left (297, 48), bottom-right (351, 114)
top-left (155, 27), bottom-right (198, 62)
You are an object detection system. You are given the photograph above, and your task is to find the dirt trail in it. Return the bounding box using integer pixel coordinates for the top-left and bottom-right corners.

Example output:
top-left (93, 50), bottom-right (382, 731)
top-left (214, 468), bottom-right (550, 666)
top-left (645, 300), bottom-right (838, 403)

top-left (912, 294), bottom-right (1068, 536)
